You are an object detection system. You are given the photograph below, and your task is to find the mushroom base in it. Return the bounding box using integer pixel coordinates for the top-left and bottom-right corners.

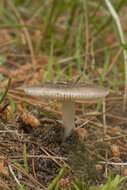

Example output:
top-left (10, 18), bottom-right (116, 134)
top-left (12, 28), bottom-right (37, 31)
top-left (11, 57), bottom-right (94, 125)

top-left (62, 102), bottom-right (75, 139)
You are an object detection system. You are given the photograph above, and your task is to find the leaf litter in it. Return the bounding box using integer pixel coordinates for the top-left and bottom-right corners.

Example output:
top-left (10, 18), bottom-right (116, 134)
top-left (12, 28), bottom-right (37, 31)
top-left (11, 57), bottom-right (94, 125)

top-left (0, 20), bottom-right (127, 190)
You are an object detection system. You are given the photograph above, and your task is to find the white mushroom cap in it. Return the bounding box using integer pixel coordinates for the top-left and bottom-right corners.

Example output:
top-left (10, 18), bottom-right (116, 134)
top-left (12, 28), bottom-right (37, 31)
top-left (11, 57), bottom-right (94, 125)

top-left (24, 82), bottom-right (109, 140)
top-left (24, 83), bottom-right (109, 102)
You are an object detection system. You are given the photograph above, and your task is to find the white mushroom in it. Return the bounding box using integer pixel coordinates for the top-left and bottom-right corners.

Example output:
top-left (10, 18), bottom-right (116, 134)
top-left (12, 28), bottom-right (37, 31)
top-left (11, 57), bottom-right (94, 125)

top-left (24, 82), bottom-right (109, 140)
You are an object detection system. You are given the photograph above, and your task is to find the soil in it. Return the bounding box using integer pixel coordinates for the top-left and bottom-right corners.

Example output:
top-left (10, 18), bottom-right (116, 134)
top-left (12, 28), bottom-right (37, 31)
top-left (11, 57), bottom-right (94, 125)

top-left (0, 102), bottom-right (127, 190)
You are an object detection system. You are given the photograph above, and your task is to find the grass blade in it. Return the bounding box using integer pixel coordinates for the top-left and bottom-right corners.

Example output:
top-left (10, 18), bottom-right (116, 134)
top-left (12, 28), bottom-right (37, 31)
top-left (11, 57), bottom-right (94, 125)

top-left (0, 78), bottom-right (11, 104)
top-left (48, 165), bottom-right (67, 190)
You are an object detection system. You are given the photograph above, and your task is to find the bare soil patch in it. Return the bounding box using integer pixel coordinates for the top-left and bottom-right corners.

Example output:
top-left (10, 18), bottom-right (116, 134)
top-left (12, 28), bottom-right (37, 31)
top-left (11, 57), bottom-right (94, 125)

top-left (0, 102), bottom-right (127, 189)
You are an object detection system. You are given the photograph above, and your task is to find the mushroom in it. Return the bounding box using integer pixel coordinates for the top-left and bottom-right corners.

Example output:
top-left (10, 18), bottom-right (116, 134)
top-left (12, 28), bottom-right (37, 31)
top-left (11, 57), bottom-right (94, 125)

top-left (24, 82), bottom-right (109, 140)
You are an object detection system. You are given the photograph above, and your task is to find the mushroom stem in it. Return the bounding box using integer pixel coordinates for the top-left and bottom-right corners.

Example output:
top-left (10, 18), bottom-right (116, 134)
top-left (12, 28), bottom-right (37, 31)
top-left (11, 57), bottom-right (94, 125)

top-left (62, 101), bottom-right (75, 139)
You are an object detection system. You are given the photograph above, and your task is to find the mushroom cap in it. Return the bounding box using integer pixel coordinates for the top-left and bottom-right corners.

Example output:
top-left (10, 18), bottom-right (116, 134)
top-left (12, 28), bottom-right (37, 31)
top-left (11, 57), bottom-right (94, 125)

top-left (24, 82), bottom-right (109, 102)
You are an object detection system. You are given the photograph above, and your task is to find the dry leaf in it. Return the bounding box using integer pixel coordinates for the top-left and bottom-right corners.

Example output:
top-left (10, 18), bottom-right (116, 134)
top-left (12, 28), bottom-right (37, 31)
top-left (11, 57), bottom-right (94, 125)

top-left (122, 168), bottom-right (127, 176)
top-left (0, 161), bottom-right (8, 177)
top-left (20, 111), bottom-right (40, 128)
top-left (59, 178), bottom-right (72, 188)
top-left (95, 164), bottom-right (103, 172)
top-left (77, 128), bottom-right (88, 140)
top-left (111, 144), bottom-right (120, 162)
top-left (0, 104), bottom-right (10, 121)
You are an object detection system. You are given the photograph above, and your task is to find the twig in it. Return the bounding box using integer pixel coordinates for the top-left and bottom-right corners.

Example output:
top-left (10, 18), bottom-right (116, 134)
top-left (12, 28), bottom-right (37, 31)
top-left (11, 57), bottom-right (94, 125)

top-left (8, 1), bottom-right (36, 70)
top-left (40, 146), bottom-right (63, 167)
top-left (31, 147), bottom-right (37, 179)
top-left (103, 98), bottom-right (107, 136)
top-left (84, 1), bottom-right (89, 68)
top-left (6, 160), bottom-right (46, 189)
top-left (107, 48), bottom-right (122, 75)
top-left (10, 154), bottom-right (67, 160)
top-left (105, 0), bottom-right (127, 110)
top-left (0, 130), bottom-right (18, 133)
top-left (99, 161), bottom-right (127, 166)
top-left (8, 165), bottom-right (21, 186)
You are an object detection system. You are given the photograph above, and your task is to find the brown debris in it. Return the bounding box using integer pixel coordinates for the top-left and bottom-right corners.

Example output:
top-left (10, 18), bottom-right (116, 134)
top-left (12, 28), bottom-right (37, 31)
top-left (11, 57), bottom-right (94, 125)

top-left (77, 128), bottom-right (88, 140)
top-left (111, 144), bottom-right (120, 162)
top-left (18, 105), bottom-right (40, 128)
top-left (59, 178), bottom-right (72, 189)
top-left (0, 104), bottom-right (11, 121)
top-left (0, 161), bottom-right (9, 177)
top-left (95, 164), bottom-right (103, 172)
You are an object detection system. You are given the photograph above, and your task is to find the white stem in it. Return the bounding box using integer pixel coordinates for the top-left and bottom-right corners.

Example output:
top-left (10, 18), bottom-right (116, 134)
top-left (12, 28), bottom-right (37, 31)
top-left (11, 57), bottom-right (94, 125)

top-left (62, 102), bottom-right (75, 138)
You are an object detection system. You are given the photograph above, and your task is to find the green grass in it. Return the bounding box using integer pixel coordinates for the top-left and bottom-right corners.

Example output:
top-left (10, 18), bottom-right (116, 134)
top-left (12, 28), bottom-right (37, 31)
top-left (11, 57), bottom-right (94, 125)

top-left (15, 164), bottom-right (127, 190)
top-left (0, 1), bottom-right (126, 87)
top-left (47, 165), bottom-right (127, 190)
top-left (0, 78), bottom-right (11, 104)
